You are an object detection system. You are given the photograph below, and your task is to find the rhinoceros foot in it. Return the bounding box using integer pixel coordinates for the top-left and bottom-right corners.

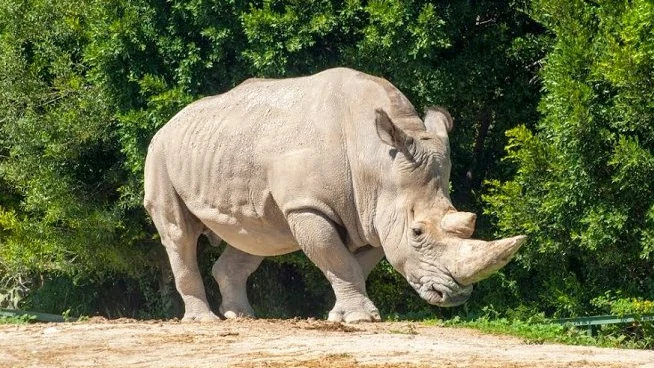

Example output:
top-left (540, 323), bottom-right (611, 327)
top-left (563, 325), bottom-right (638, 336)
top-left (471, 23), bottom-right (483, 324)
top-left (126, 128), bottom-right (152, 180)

top-left (219, 304), bottom-right (255, 319)
top-left (328, 298), bottom-right (381, 323)
top-left (212, 245), bottom-right (263, 320)
top-left (181, 311), bottom-right (220, 322)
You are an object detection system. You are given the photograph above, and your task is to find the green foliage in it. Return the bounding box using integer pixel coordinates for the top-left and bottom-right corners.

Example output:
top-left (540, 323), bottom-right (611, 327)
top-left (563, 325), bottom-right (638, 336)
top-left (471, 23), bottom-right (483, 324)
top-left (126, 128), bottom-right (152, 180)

top-left (0, 265), bottom-right (30, 309)
top-left (431, 304), bottom-right (654, 349)
top-left (591, 293), bottom-right (654, 348)
top-left (440, 315), bottom-right (615, 347)
top-left (0, 0), bottom-right (150, 280)
top-left (483, 0), bottom-right (654, 317)
top-left (0, 314), bottom-right (36, 325)
top-left (592, 291), bottom-right (654, 315)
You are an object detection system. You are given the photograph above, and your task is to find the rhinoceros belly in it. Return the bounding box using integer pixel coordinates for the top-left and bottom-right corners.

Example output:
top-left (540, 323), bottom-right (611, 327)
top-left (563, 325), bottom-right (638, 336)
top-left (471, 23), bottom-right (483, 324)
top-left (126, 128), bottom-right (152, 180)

top-left (174, 168), bottom-right (300, 257)
top-left (207, 218), bottom-right (300, 256)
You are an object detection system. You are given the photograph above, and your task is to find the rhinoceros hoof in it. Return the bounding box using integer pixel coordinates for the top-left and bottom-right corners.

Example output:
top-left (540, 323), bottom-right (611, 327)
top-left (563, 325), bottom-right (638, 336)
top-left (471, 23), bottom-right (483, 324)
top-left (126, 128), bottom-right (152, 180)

top-left (219, 304), bottom-right (255, 319)
top-left (181, 312), bottom-right (220, 322)
top-left (328, 304), bottom-right (381, 323)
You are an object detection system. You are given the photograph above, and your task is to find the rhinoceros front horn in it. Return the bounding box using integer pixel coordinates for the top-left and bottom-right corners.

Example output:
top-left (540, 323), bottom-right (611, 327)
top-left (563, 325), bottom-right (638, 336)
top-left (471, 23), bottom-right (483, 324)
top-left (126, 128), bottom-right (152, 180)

top-left (451, 235), bottom-right (527, 285)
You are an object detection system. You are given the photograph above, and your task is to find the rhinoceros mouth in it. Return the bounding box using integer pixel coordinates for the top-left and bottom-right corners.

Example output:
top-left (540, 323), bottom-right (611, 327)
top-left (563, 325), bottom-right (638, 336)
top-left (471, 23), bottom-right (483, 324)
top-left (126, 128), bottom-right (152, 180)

top-left (409, 275), bottom-right (473, 307)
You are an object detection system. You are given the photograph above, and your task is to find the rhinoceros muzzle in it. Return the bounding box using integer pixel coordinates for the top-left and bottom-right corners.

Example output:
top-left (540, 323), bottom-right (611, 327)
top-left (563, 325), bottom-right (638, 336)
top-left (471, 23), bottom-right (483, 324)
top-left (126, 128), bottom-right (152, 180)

top-left (403, 211), bottom-right (526, 307)
top-left (408, 272), bottom-right (474, 307)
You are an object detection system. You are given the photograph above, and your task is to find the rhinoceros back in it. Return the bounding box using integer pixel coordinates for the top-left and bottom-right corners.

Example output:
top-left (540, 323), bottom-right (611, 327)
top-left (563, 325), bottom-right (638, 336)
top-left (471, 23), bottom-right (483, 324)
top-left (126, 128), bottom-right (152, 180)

top-left (145, 67), bottom-right (420, 256)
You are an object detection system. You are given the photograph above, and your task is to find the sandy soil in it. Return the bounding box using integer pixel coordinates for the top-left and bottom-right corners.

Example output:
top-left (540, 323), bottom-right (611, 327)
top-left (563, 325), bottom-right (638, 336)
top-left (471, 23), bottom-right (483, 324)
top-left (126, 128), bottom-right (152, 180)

top-left (1, 318), bottom-right (653, 367)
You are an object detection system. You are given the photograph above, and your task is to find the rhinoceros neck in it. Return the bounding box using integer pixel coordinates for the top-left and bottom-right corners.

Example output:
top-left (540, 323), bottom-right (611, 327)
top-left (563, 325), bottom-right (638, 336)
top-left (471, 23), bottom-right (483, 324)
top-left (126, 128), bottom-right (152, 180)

top-left (340, 73), bottom-right (425, 248)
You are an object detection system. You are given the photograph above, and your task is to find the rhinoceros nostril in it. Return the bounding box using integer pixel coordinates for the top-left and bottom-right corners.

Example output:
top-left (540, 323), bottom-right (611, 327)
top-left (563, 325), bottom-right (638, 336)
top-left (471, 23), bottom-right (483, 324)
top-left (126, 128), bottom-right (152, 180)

top-left (429, 286), bottom-right (444, 301)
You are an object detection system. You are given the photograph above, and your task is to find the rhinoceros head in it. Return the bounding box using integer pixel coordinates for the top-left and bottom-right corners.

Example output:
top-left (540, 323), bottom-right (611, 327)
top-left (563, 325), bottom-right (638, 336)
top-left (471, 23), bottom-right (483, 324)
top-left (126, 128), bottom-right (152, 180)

top-left (373, 107), bottom-right (526, 307)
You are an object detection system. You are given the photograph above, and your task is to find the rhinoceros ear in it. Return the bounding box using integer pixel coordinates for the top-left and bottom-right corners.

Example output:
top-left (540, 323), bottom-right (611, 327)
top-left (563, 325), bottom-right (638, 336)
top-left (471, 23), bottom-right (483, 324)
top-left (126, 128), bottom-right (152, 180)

top-left (424, 107), bottom-right (453, 134)
top-left (375, 108), bottom-right (414, 158)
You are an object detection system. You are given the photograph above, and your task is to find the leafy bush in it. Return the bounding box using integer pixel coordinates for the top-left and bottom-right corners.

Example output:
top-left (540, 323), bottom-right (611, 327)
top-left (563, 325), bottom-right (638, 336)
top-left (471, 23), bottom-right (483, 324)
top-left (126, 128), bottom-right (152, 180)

top-left (483, 0), bottom-right (654, 317)
top-left (0, 314), bottom-right (36, 325)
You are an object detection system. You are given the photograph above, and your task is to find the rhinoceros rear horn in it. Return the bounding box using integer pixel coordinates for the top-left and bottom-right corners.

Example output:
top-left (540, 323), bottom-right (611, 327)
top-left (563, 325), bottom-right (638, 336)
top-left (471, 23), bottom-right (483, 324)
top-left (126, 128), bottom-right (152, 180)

top-left (441, 211), bottom-right (476, 238)
top-left (452, 235), bottom-right (527, 285)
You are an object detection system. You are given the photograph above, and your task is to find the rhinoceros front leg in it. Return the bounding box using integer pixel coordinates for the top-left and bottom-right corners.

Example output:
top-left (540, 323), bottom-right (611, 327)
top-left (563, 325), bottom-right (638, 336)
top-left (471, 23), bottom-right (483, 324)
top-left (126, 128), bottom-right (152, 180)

top-left (212, 244), bottom-right (264, 319)
top-left (354, 246), bottom-right (385, 279)
top-left (287, 211), bottom-right (381, 323)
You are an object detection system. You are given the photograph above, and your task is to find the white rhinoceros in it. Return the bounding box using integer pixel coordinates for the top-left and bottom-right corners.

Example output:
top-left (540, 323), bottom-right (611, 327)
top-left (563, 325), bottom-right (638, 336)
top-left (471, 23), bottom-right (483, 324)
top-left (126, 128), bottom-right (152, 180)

top-left (144, 67), bottom-right (526, 323)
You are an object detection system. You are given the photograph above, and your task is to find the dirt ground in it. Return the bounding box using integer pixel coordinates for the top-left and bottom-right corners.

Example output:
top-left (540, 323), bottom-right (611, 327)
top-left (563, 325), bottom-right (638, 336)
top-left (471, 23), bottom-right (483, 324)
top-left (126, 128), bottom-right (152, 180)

top-left (1, 318), bottom-right (654, 368)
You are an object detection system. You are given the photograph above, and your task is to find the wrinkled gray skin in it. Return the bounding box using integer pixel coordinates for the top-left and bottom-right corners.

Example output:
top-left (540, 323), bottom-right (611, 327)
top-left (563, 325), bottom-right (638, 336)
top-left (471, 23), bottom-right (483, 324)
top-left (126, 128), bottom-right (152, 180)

top-left (144, 68), bottom-right (526, 323)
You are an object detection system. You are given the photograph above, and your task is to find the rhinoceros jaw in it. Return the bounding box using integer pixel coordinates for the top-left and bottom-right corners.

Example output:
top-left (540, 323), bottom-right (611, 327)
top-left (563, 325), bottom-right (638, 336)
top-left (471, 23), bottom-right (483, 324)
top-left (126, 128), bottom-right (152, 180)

top-left (408, 274), bottom-right (473, 307)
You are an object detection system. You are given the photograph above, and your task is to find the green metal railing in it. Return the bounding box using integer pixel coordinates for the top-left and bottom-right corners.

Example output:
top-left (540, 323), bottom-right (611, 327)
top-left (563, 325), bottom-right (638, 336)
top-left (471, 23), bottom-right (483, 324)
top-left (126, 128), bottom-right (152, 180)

top-left (0, 308), bottom-right (75, 322)
top-left (553, 314), bottom-right (654, 335)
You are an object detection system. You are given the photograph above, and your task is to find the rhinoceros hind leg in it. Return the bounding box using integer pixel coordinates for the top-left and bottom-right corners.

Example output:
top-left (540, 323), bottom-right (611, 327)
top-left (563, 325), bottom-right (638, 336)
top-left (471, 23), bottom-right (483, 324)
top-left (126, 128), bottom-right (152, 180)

top-left (144, 160), bottom-right (219, 322)
top-left (287, 211), bottom-right (381, 323)
top-left (212, 244), bottom-right (264, 319)
top-left (158, 220), bottom-right (219, 322)
top-left (156, 222), bottom-right (219, 322)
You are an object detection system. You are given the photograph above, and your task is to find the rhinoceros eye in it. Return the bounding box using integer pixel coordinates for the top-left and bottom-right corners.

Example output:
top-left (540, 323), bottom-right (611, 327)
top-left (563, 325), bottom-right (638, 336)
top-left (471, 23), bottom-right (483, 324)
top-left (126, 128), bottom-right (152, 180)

top-left (411, 227), bottom-right (424, 238)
